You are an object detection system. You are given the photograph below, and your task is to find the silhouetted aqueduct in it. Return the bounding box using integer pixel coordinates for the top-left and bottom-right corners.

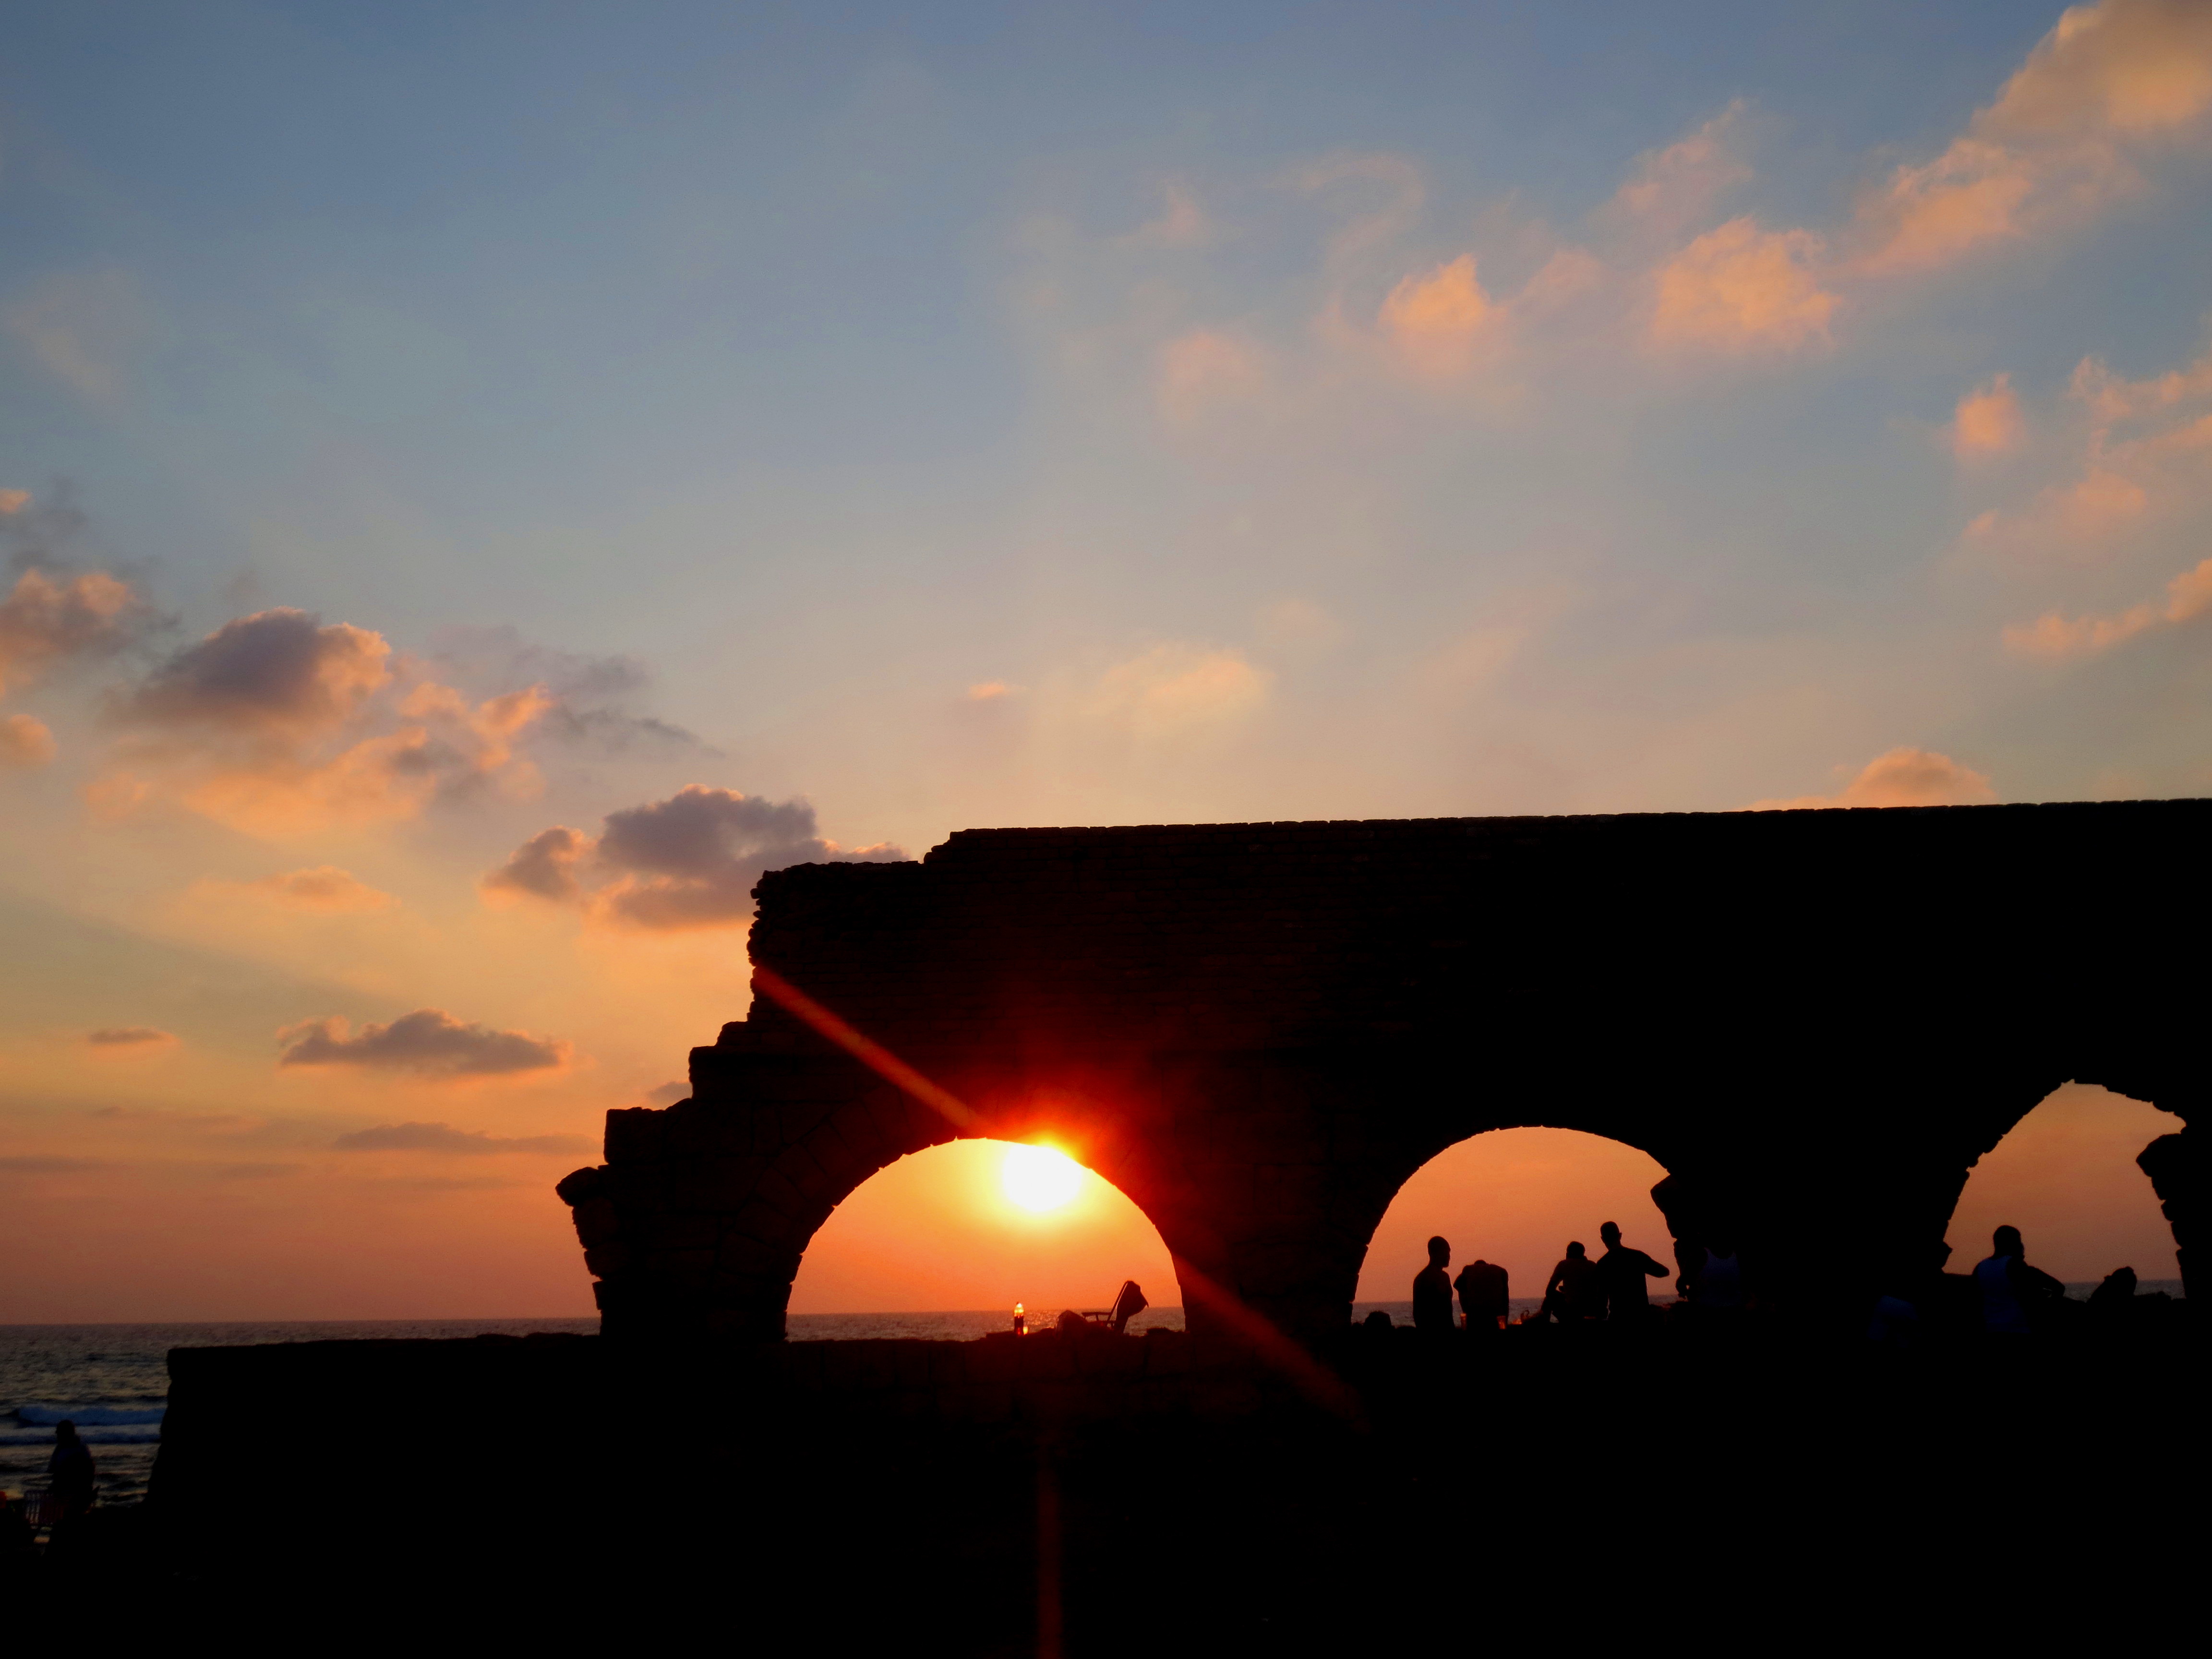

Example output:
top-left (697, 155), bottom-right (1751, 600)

top-left (558, 802), bottom-right (2202, 1346)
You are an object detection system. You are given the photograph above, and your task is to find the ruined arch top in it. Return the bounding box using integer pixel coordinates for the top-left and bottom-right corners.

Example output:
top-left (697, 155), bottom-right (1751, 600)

top-left (560, 802), bottom-right (2208, 1343)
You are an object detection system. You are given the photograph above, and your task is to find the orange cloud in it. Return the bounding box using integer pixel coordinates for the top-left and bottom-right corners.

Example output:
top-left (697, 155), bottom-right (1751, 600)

top-left (1612, 100), bottom-right (1753, 234)
top-left (1953, 373), bottom-right (2026, 457)
top-left (1855, 0), bottom-right (2212, 274)
top-left (1650, 217), bottom-right (1836, 353)
top-left (1091, 643), bottom-right (1272, 738)
top-left (1967, 345), bottom-right (2212, 553)
top-left (1156, 329), bottom-right (1268, 423)
top-left (1379, 254), bottom-right (1497, 376)
top-left (210, 866), bottom-right (399, 914)
top-left (2003, 554), bottom-right (2212, 658)
top-left (0, 712), bottom-right (56, 768)
top-left (0, 490), bottom-right (28, 516)
top-left (1748, 747), bottom-right (1998, 810)
top-left (105, 609), bottom-right (562, 837)
top-left (0, 567), bottom-right (144, 696)
top-left (122, 609), bottom-right (390, 735)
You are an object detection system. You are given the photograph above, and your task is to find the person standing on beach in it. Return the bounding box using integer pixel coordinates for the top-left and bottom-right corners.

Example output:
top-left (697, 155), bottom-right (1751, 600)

top-left (1595, 1221), bottom-right (1669, 1324)
top-left (1414, 1236), bottom-right (1455, 1334)
top-left (1454, 1258), bottom-right (1510, 1331)
top-left (47, 1420), bottom-right (95, 1522)
top-left (1539, 1242), bottom-right (1600, 1323)
top-left (1973, 1225), bottom-right (2064, 1334)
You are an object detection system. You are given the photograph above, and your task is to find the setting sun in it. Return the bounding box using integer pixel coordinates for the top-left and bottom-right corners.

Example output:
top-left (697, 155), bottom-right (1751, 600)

top-left (1002, 1144), bottom-right (1083, 1212)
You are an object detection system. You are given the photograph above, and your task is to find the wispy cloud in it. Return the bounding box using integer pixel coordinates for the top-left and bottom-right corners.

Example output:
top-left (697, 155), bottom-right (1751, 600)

top-left (2004, 555), bottom-right (2212, 658)
top-left (276, 1009), bottom-right (569, 1077)
top-left (332, 1120), bottom-right (591, 1155)
top-left (86, 1026), bottom-right (178, 1048)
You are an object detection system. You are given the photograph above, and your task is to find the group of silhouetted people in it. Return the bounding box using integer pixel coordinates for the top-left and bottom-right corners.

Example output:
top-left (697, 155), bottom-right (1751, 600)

top-left (1407, 1221), bottom-right (1685, 1333)
top-left (1397, 1219), bottom-right (2155, 1341)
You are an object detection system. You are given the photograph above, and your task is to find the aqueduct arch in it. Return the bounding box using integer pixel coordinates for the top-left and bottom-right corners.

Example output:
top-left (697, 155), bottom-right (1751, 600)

top-left (558, 803), bottom-right (2204, 1346)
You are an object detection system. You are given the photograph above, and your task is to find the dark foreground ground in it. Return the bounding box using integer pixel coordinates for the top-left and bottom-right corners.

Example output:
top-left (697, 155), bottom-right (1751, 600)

top-left (10, 1309), bottom-right (2197, 1650)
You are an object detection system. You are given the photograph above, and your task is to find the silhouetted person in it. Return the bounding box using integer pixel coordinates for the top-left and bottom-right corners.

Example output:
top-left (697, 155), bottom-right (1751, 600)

top-left (1454, 1258), bottom-right (1510, 1331)
top-left (48, 1420), bottom-right (94, 1522)
top-left (1539, 1242), bottom-right (1600, 1323)
top-left (1595, 1221), bottom-right (1668, 1323)
top-left (2087, 1266), bottom-right (2138, 1321)
top-left (1973, 1225), bottom-right (2064, 1334)
top-left (1362, 1309), bottom-right (1395, 1334)
top-left (1414, 1236), bottom-right (1455, 1334)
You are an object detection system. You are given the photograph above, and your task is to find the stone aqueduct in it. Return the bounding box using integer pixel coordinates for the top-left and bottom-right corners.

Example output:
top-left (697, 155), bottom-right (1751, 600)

top-left (558, 802), bottom-right (2203, 1346)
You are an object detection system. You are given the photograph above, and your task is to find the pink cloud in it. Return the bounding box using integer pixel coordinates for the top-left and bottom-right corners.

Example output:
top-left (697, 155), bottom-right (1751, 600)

top-left (1952, 373), bottom-right (2026, 458)
top-left (1650, 217), bottom-right (1836, 353)
top-left (1854, 0), bottom-right (2212, 275)
top-left (2003, 554), bottom-right (2212, 658)
top-left (1747, 747), bottom-right (1998, 810)
top-left (0, 712), bottom-right (56, 769)
top-left (1611, 101), bottom-right (1753, 235)
top-left (1156, 329), bottom-right (1268, 423)
top-left (1378, 254), bottom-right (1497, 376)
top-left (0, 567), bottom-right (144, 696)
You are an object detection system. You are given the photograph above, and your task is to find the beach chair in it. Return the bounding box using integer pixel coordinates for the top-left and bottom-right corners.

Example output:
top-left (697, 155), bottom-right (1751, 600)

top-left (1078, 1280), bottom-right (1148, 1334)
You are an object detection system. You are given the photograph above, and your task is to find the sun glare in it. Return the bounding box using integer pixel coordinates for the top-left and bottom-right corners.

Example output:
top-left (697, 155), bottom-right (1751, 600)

top-left (1002, 1144), bottom-right (1083, 1213)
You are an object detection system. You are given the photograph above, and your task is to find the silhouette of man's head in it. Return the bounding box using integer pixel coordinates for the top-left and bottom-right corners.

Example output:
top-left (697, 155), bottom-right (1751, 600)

top-left (1427, 1235), bottom-right (1450, 1267)
top-left (1566, 1241), bottom-right (1587, 1260)
top-left (1993, 1225), bottom-right (2024, 1258)
top-left (1599, 1221), bottom-right (1622, 1247)
top-left (55, 1420), bottom-right (77, 1445)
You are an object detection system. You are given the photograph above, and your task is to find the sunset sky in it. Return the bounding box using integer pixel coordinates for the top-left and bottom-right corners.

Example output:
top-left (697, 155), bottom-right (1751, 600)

top-left (2, 0), bottom-right (2200, 1321)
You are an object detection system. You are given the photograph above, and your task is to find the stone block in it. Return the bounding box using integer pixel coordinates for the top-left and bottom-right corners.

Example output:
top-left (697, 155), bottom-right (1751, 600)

top-left (634, 1212), bottom-right (721, 1253)
top-left (603, 1109), bottom-right (665, 1164)
top-left (553, 1166), bottom-right (603, 1206)
top-left (715, 1234), bottom-right (795, 1278)
top-left (570, 1196), bottom-right (620, 1250)
top-left (663, 1104), bottom-right (716, 1159)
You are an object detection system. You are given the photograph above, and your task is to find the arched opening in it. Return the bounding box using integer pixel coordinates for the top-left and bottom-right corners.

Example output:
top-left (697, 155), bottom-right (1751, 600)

top-left (1948, 1084), bottom-right (2182, 1295)
top-left (1356, 1128), bottom-right (1674, 1320)
top-left (787, 1137), bottom-right (1182, 1338)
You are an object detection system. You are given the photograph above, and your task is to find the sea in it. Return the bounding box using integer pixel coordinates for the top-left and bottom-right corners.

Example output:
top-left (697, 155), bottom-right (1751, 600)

top-left (0, 1282), bottom-right (2177, 1507)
